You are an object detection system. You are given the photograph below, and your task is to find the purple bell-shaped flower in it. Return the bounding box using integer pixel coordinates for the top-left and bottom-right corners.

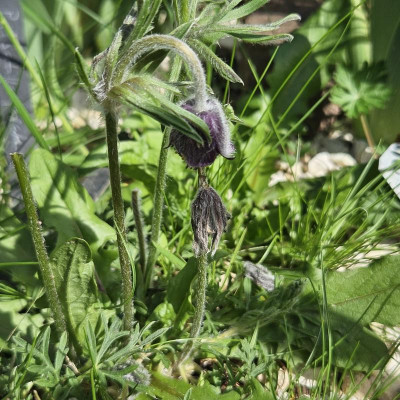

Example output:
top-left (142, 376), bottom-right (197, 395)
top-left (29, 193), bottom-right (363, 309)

top-left (170, 97), bottom-right (235, 168)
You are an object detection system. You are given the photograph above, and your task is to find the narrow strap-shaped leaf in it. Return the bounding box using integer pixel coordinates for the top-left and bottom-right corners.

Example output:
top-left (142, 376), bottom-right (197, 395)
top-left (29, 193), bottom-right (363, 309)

top-left (198, 29), bottom-right (294, 45)
top-left (97, 330), bottom-right (130, 363)
top-left (130, 0), bottom-right (162, 41)
top-left (54, 332), bottom-right (68, 374)
top-left (123, 75), bottom-right (181, 94)
top-left (219, 0), bottom-right (271, 23)
top-left (217, 0), bottom-right (243, 18)
top-left (84, 320), bottom-right (97, 365)
top-left (97, 325), bottom-right (129, 364)
top-left (13, 335), bottom-right (50, 367)
top-left (131, 323), bottom-right (141, 346)
top-left (206, 14), bottom-right (301, 36)
top-left (188, 0), bottom-right (199, 19)
top-left (188, 39), bottom-right (243, 84)
top-left (138, 321), bottom-right (157, 339)
top-left (140, 327), bottom-right (170, 347)
top-left (172, 0), bottom-right (181, 24)
top-left (234, 33), bottom-right (294, 44)
top-left (101, 312), bottom-right (109, 335)
top-left (198, 3), bottom-right (224, 25)
top-left (114, 87), bottom-right (200, 141)
top-left (111, 85), bottom-right (207, 144)
top-left (106, 346), bottom-right (135, 364)
top-left (40, 326), bottom-right (53, 368)
top-left (105, 29), bottom-right (123, 86)
top-left (170, 20), bottom-right (196, 40)
top-left (148, 92), bottom-right (211, 143)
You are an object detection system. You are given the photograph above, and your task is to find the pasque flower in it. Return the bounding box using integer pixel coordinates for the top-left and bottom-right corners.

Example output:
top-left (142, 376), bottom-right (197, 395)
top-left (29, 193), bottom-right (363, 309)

top-left (191, 185), bottom-right (230, 256)
top-left (170, 97), bottom-right (235, 168)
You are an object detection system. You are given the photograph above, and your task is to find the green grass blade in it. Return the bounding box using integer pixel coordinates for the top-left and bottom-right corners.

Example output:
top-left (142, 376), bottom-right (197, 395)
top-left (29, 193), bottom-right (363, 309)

top-left (0, 75), bottom-right (49, 151)
top-left (34, 59), bottom-right (62, 159)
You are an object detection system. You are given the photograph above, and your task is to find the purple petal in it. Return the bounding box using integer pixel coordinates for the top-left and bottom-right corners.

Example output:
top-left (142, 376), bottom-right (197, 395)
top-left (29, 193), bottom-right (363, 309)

top-left (169, 97), bottom-right (235, 168)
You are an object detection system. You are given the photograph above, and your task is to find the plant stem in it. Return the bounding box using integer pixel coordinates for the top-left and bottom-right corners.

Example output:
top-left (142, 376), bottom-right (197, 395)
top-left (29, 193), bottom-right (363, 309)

top-left (144, 58), bottom-right (183, 292)
top-left (198, 167), bottom-right (207, 188)
top-left (11, 153), bottom-right (66, 335)
top-left (178, 253), bottom-right (208, 363)
top-left (131, 189), bottom-right (147, 273)
top-left (189, 253), bottom-right (208, 339)
top-left (360, 114), bottom-right (377, 158)
top-left (104, 110), bottom-right (134, 331)
top-left (144, 126), bottom-right (171, 291)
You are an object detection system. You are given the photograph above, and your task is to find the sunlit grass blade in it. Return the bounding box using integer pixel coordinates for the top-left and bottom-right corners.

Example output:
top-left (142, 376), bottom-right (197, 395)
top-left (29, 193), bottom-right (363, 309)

top-left (0, 75), bottom-right (49, 151)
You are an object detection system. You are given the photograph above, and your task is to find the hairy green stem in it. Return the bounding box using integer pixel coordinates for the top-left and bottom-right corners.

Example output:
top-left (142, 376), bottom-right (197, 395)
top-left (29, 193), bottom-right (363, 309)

top-left (144, 126), bottom-right (171, 290)
top-left (144, 58), bottom-right (182, 292)
top-left (105, 110), bottom-right (134, 331)
top-left (179, 253), bottom-right (208, 362)
top-left (11, 153), bottom-right (66, 335)
top-left (189, 253), bottom-right (208, 338)
top-left (131, 189), bottom-right (147, 273)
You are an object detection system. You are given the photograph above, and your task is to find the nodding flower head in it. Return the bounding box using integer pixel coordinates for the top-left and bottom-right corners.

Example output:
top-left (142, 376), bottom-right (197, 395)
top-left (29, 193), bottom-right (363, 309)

top-left (170, 97), bottom-right (235, 168)
top-left (191, 186), bottom-right (230, 256)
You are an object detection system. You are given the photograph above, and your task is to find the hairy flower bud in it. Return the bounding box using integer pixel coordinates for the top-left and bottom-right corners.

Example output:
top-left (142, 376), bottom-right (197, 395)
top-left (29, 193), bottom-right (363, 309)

top-left (170, 97), bottom-right (235, 168)
top-left (191, 186), bottom-right (230, 256)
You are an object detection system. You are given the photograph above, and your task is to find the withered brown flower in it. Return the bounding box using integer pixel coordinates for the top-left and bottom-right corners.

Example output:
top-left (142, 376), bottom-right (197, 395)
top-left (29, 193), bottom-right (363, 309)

top-left (191, 186), bottom-right (230, 256)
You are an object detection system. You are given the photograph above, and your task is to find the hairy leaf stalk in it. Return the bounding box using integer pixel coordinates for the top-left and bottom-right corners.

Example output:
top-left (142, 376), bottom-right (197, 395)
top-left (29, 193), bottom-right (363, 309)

top-left (105, 111), bottom-right (134, 331)
top-left (11, 153), bottom-right (67, 335)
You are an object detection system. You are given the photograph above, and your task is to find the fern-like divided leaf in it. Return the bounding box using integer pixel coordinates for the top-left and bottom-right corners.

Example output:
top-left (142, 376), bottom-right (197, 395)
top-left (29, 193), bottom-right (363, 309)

top-left (12, 327), bottom-right (70, 390)
top-left (82, 316), bottom-right (168, 391)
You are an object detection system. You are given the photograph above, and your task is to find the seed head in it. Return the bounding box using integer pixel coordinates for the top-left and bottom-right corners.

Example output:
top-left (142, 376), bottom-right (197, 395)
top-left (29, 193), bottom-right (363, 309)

top-left (170, 97), bottom-right (235, 168)
top-left (191, 186), bottom-right (230, 256)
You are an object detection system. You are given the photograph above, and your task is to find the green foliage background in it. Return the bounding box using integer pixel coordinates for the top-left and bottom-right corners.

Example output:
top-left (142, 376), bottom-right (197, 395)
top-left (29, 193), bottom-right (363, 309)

top-left (0, 0), bottom-right (399, 398)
